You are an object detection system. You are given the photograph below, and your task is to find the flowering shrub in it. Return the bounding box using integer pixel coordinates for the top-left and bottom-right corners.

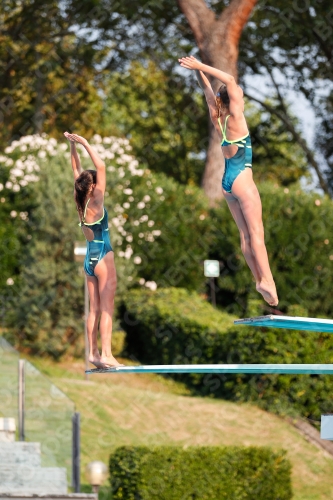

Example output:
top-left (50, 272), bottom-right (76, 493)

top-left (1, 134), bottom-right (211, 356)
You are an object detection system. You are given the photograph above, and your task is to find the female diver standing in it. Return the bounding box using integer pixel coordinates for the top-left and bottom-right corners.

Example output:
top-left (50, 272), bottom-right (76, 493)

top-left (64, 132), bottom-right (123, 368)
top-left (178, 56), bottom-right (278, 306)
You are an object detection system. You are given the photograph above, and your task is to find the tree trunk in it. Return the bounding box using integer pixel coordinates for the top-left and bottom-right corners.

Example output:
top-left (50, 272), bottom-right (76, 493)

top-left (177, 0), bottom-right (258, 202)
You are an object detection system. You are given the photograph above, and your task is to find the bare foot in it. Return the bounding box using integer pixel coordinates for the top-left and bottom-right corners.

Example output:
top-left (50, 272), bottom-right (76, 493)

top-left (100, 355), bottom-right (124, 369)
top-left (256, 281), bottom-right (279, 306)
top-left (88, 352), bottom-right (104, 369)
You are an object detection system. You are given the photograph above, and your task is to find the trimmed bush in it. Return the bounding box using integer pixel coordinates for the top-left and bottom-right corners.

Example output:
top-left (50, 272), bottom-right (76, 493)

top-left (121, 287), bottom-right (333, 419)
top-left (109, 445), bottom-right (292, 500)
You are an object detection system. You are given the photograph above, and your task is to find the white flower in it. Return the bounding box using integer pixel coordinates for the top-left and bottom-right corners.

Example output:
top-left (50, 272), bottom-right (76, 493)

top-left (123, 202), bottom-right (130, 209)
top-left (20, 211), bottom-right (28, 220)
top-left (103, 137), bottom-right (112, 144)
top-left (38, 150), bottom-right (47, 159)
top-left (139, 278), bottom-right (145, 285)
top-left (24, 174), bottom-right (39, 182)
top-left (114, 204), bottom-right (124, 213)
top-left (145, 281), bottom-right (157, 291)
top-left (6, 278), bottom-right (14, 286)
top-left (152, 230), bottom-right (161, 236)
top-left (59, 143), bottom-right (68, 151)
top-left (137, 201), bottom-right (145, 209)
top-left (127, 276), bottom-right (133, 281)
top-left (146, 234), bottom-right (155, 242)
top-left (160, 196), bottom-right (165, 201)
top-left (133, 220), bottom-right (140, 226)
top-left (0, 184), bottom-right (3, 191)
top-left (139, 233), bottom-right (144, 238)
top-left (123, 188), bottom-right (133, 195)
top-left (4, 147), bottom-right (13, 154)
top-left (126, 235), bottom-right (133, 242)
top-left (143, 195), bottom-right (151, 202)
top-left (104, 151), bottom-right (115, 159)
top-left (6, 181), bottom-right (13, 189)
top-left (13, 184), bottom-right (20, 192)
top-left (118, 251), bottom-right (125, 258)
top-left (124, 246), bottom-right (133, 259)
top-left (147, 220), bottom-right (154, 227)
top-left (155, 187), bottom-right (163, 194)
top-left (10, 168), bottom-right (24, 177)
top-left (93, 134), bottom-right (102, 143)
top-left (10, 210), bottom-right (17, 217)
top-left (199, 214), bottom-right (205, 220)
top-left (129, 196), bottom-right (134, 202)
top-left (20, 145), bottom-right (27, 152)
top-left (139, 215), bottom-right (148, 222)
top-left (5, 159), bottom-right (14, 166)
top-left (134, 256), bottom-right (142, 264)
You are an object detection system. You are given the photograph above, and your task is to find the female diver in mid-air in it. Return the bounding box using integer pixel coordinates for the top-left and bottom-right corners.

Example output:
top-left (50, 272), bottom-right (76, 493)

top-left (178, 56), bottom-right (278, 306)
top-left (64, 131), bottom-right (123, 368)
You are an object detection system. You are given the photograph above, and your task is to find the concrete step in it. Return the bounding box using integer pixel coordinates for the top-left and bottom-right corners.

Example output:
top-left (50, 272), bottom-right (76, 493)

top-left (0, 466), bottom-right (67, 495)
top-left (0, 443), bottom-right (41, 467)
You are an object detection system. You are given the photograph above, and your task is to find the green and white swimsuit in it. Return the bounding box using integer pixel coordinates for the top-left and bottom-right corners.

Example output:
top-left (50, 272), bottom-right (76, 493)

top-left (218, 115), bottom-right (252, 193)
top-left (79, 198), bottom-right (113, 277)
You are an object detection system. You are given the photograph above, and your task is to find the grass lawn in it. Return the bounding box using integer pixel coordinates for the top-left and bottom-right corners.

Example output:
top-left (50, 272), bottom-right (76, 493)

top-left (23, 354), bottom-right (333, 500)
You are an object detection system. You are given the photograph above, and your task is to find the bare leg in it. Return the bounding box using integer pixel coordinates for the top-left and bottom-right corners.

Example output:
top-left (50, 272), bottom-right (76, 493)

top-left (223, 191), bottom-right (261, 283)
top-left (86, 275), bottom-right (103, 368)
top-left (94, 251), bottom-right (123, 367)
top-left (229, 169), bottom-right (278, 306)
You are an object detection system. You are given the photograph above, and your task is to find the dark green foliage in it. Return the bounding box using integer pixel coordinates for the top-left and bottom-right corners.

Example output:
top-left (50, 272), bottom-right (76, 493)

top-left (209, 183), bottom-right (333, 317)
top-left (109, 445), bottom-right (292, 500)
top-left (121, 287), bottom-right (333, 420)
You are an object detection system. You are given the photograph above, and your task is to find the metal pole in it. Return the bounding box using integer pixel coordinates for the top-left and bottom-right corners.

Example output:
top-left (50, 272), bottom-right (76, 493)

top-left (210, 277), bottom-right (216, 307)
top-left (18, 359), bottom-right (25, 441)
top-left (84, 278), bottom-right (89, 380)
top-left (72, 412), bottom-right (80, 493)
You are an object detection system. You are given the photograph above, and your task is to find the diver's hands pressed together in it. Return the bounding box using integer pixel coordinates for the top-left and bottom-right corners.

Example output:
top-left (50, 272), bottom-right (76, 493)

top-left (178, 55), bottom-right (203, 71)
top-left (64, 132), bottom-right (89, 148)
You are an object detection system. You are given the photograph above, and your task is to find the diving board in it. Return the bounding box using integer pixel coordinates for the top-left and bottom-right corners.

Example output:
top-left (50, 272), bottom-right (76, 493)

top-left (234, 315), bottom-right (333, 333)
top-left (86, 364), bottom-right (333, 375)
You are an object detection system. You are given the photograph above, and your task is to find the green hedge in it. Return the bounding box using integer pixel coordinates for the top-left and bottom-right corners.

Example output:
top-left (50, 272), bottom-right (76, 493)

top-left (109, 445), bottom-right (292, 500)
top-left (121, 288), bottom-right (333, 419)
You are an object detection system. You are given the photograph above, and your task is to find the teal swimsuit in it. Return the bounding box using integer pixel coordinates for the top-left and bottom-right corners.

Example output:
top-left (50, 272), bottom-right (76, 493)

top-left (218, 115), bottom-right (252, 193)
top-left (79, 198), bottom-right (113, 277)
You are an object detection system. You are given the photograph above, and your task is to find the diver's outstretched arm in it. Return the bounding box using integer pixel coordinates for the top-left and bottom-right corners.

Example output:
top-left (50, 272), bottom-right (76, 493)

top-left (194, 70), bottom-right (220, 130)
top-left (64, 132), bottom-right (82, 180)
top-left (63, 133), bottom-right (106, 200)
top-left (179, 56), bottom-right (242, 116)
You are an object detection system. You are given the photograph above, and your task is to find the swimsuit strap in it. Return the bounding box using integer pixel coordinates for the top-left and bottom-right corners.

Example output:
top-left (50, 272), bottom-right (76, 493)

top-left (79, 198), bottom-right (91, 227)
top-left (223, 115), bottom-right (231, 140)
top-left (82, 198), bottom-right (91, 222)
top-left (217, 115), bottom-right (249, 144)
top-left (217, 115), bottom-right (231, 143)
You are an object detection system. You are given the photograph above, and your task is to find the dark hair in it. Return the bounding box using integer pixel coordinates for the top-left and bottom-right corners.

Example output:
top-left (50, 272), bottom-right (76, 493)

top-left (74, 170), bottom-right (96, 222)
top-left (216, 83), bottom-right (230, 117)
